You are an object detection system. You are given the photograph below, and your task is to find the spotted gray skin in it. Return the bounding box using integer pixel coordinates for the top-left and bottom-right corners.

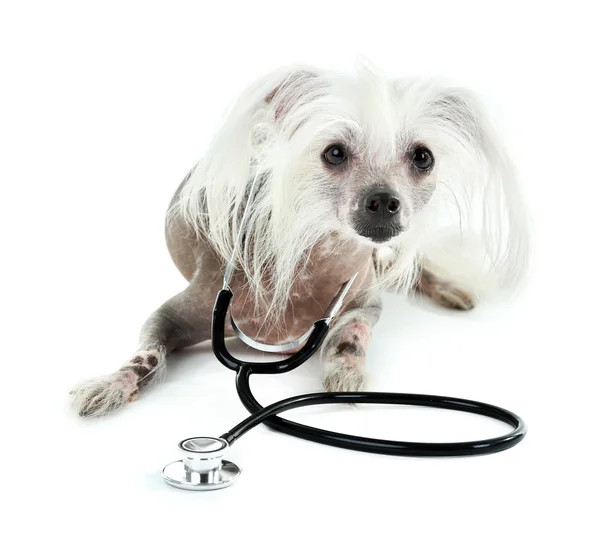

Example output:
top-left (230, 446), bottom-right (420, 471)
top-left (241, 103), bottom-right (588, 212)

top-left (70, 178), bottom-right (474, 418)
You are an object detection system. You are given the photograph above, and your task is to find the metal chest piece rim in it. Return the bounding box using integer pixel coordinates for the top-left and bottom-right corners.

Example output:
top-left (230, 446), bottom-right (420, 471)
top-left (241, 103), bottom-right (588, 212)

top-left (161, 436), bottom-right (242, 491)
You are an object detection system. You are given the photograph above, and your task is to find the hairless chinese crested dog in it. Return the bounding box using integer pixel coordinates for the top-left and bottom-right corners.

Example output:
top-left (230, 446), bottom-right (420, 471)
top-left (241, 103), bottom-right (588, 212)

top-left (71, 65), bottom-right (530, 417)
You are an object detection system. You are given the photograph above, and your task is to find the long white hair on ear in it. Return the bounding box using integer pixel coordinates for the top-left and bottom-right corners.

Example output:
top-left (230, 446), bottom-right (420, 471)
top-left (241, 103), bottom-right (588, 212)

top-left (169, 65), bottom-right (354, 321)
top-left (375, 77), bottom-right (531, 298)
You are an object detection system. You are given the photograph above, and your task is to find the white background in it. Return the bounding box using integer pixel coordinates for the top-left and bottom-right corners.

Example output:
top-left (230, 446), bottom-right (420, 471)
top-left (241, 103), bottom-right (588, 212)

top-left (1, 1), bottom-right (598, 540)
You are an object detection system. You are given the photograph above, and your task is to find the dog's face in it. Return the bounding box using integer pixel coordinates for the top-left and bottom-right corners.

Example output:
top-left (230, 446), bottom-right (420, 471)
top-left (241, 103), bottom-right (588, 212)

top-left (263, 71), bottom-right (474, 247)
top-left (318, 136), bottom-right (437, 244)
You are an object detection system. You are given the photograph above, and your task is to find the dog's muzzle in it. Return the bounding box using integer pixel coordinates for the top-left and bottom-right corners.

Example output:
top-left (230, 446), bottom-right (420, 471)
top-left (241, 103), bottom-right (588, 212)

top-left (353, 188), bottom-right (404, 242)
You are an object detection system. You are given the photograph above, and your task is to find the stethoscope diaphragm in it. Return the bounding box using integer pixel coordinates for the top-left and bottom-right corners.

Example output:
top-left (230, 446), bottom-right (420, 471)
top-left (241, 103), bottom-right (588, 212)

top-left (162, 437), bottom-right (242, 491)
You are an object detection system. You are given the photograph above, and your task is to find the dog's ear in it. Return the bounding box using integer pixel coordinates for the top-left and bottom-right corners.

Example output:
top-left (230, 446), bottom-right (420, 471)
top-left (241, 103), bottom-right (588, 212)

top-left (171, 66), bottom-right (326, 258)
top-left (430, 87), bottom-right (532, 290)
top-left (262, 70), bottom-right (323, 121)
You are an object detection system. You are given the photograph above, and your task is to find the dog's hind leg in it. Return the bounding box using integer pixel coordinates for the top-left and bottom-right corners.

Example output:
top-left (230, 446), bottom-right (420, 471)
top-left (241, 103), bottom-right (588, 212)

top-left (416, 257), bottom-right (476, 311)
top-left (322, 298), bottom-right (382, 393)
top-left (70, 278), bottom-right (216, 417)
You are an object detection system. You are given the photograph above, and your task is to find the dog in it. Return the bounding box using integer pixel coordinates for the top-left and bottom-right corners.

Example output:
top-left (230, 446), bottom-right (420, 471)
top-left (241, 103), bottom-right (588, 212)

top-left (71, 64), bottom-right (530, 417)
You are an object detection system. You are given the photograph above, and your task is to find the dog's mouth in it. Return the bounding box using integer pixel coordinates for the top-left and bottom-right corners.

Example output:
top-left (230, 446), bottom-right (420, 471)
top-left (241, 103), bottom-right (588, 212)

top-left (356, 226), bottom-right (404, 243)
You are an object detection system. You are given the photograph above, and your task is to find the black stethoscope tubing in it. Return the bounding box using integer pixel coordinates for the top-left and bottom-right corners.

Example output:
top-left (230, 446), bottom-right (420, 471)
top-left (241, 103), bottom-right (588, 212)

top-left (212, 288), bottom-right (527, 457)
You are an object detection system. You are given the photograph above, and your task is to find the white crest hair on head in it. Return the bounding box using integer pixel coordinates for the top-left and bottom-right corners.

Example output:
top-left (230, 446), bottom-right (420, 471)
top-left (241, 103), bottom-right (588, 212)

top-left (170, 64), bottom-right (531, 318)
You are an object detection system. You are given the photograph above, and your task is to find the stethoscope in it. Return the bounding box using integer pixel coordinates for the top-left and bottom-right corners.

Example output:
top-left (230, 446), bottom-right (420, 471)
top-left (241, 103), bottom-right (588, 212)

top-left (161, 188), bottom-right (527, 491)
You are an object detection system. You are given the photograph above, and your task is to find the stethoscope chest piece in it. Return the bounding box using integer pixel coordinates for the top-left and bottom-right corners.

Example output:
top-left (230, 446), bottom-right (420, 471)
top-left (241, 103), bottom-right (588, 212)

top-left (162, 436), bottom-right (241, 491)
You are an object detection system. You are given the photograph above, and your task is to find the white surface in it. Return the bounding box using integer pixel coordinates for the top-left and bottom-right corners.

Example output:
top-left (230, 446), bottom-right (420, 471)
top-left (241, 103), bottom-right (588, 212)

top-left (1, 1), bottom-right (598, 541)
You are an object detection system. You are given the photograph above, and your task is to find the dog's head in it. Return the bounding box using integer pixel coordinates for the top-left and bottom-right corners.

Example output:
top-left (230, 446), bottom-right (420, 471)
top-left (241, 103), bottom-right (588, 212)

top-left (261, 69), bottom-right (444, 246)
top-left (174, 64), bottom-right (529, 312)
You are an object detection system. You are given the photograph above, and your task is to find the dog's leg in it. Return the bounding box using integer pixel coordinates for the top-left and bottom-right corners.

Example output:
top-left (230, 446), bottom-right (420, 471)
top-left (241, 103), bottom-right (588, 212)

top-left (322, 298), bottom-right (382, 392)
top-left (71, 280), bottom-right (214, 417)
top-left (416, 258), bottom-right (475, 310)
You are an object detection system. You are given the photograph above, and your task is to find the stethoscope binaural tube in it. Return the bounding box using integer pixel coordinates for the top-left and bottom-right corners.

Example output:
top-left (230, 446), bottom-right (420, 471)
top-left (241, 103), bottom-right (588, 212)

top-left (211, 288), bottom-right (332, 374)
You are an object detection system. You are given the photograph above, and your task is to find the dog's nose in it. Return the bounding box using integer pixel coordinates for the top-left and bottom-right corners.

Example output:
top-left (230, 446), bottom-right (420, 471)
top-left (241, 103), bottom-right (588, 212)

top-left (364, 190), bottom-right (401, 218)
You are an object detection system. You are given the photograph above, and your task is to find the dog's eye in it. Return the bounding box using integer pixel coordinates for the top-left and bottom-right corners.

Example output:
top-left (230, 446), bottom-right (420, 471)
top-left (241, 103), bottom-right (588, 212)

top-left (412, 147), bottom-right (434, 171)
top-left (322, 144), bottom-right (348, 166)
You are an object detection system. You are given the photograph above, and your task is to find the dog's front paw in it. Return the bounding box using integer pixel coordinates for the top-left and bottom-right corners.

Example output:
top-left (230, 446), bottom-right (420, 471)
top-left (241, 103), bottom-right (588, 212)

top-left (323, 357), bottom-right (367, 393)
top-left (70, 371), bottom-right (138, 418)
top-left (70, 350), bottom-right (165, 418)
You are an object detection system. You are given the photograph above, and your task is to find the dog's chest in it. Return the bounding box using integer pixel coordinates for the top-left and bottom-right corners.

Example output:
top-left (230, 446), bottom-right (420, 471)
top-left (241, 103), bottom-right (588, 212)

top-left (229, 243), bottom-right (374, 346)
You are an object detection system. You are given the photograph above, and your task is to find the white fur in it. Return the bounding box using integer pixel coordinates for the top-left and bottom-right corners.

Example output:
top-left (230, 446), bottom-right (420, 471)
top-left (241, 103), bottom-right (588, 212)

top-left (170, 63), bottom-right (530, 315)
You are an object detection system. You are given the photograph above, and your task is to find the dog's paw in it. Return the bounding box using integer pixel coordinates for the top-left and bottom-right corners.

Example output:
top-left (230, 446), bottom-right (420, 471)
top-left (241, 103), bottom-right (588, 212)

top-left (323, 358), bottom-right (367, 393)
top-left (429, 282), bottom-right (475, 311)
top-left (70, 350), bottom-right (165, 418)
top-left (70, 371), bottom-right (138, 418)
